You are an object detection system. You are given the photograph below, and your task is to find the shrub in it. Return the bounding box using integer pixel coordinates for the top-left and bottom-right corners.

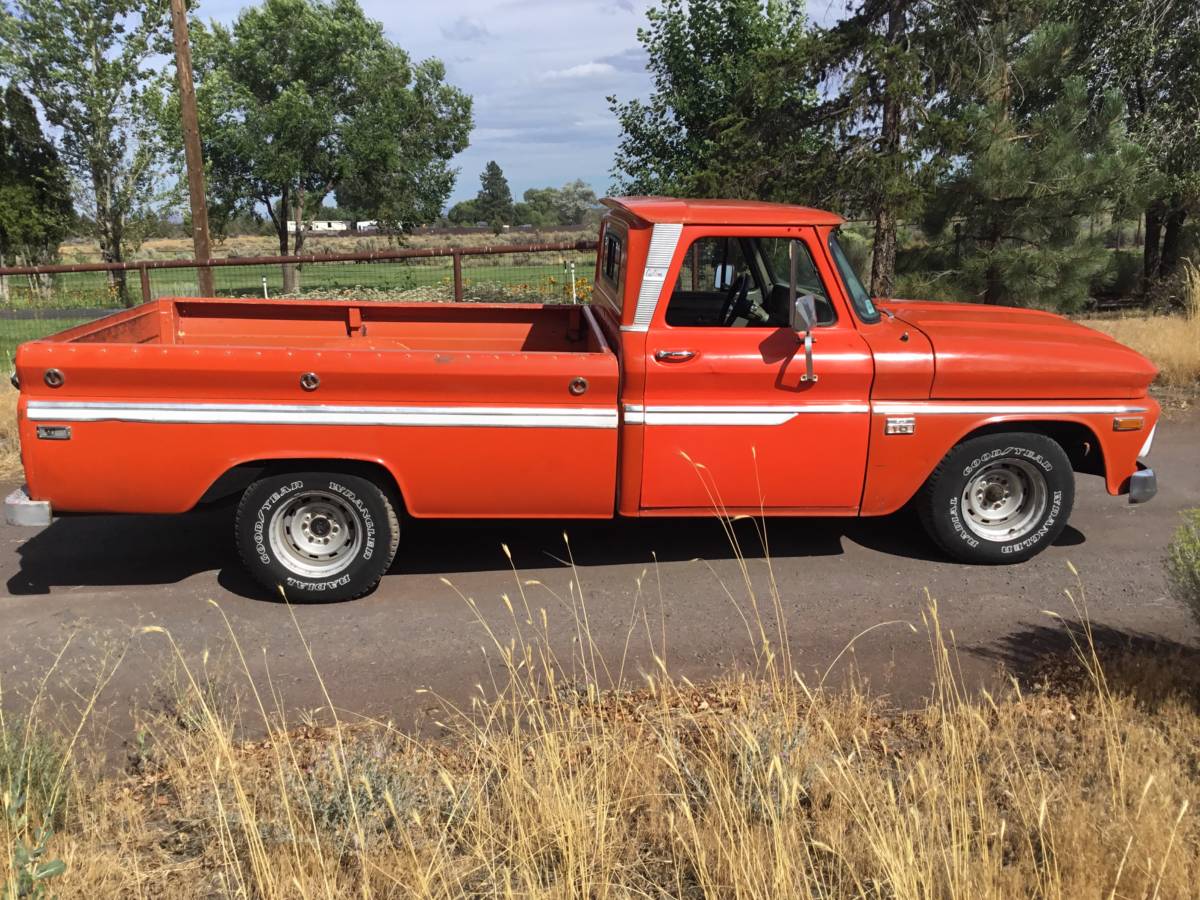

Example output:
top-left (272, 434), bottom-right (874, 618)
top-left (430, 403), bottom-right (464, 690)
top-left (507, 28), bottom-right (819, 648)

top-left (1167, 508), bottom-right (1200, 621)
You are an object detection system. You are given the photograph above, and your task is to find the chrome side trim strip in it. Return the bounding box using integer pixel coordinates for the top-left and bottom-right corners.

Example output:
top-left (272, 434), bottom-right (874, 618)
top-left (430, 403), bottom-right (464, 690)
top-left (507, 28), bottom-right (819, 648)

top-left (630, 223), bottom-right (683, 331)
top-left (872, 402), bottom-right (1149, 416)
top-left (26, 401), bottom-right (618, 430)
top-left (621, 403), bottom-right (869, 426)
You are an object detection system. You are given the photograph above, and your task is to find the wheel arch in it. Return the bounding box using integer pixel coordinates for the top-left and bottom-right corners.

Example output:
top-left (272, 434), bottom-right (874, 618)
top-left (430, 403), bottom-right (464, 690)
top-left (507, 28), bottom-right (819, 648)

top-left (864, 415), bottom-right (1108, 517)
top-left (197, 456), bottom-right (409, 513)
top-left (955, 419), bottom-right (1105, 478)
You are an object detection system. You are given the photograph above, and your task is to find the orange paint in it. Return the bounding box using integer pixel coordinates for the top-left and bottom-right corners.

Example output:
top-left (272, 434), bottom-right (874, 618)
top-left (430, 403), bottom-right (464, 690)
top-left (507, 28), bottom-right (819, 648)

top-left (14, 198), bottom-right (1158, 536)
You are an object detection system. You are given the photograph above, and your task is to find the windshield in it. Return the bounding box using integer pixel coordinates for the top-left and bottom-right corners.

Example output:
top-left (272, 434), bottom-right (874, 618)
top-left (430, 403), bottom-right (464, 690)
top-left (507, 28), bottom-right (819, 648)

top-left (829, 231), bottom-right (880, 323)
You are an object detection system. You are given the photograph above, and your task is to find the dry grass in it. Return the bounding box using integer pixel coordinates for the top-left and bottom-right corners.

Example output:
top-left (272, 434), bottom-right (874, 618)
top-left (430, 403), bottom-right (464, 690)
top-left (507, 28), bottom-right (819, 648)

top-left (0, 387), bottom-right (19, 479)
top-left (5, 555), bottom-right (1200, 898)
top-left (1086, 263), bottom-right (1200, 389)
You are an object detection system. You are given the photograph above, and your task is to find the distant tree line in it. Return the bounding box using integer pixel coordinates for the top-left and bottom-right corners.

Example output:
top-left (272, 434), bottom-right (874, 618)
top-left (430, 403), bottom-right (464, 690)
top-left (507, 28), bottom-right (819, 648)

top-left (609, 0), bottom-right (1200, 310)
top-left (447, 163), bottom-right (600, 233)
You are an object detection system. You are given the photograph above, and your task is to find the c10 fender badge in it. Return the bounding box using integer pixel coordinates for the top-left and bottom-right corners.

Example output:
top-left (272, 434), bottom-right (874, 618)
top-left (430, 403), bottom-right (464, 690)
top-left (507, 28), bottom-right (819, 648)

top-left (885, 416), bottom-right (916, 435)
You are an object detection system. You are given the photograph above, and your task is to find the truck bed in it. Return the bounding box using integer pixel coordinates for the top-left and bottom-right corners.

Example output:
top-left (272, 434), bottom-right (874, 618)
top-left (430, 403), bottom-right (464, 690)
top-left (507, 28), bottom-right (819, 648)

top-left (16, 298), bottom-right (621, 519)
top-left (52, 297), bottom-right (607, 354)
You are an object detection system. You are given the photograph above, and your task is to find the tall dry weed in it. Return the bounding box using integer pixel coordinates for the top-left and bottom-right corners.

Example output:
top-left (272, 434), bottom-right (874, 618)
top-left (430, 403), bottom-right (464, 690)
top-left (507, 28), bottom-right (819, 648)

top-left (4, 545), bottom-right (1200, 898)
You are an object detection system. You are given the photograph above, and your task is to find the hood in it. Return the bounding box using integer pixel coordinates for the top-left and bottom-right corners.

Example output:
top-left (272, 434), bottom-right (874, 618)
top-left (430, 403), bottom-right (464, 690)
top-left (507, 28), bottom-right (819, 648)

top-left (882, 300), bottom-right (1158, 400)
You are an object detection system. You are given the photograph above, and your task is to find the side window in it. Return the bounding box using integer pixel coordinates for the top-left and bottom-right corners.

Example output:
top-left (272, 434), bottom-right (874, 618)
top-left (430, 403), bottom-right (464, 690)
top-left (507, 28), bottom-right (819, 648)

top-left (602, 230), bottom-right (623, 286)
top-left (665, 235), bottom-right (835, 327)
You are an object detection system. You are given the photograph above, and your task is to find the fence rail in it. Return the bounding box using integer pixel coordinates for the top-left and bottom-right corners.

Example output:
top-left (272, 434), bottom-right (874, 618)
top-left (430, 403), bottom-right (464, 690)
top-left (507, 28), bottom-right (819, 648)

top-left (0, 239), bottom-right (599, 307)
top-left (0, 238), bottom-right (600, 360)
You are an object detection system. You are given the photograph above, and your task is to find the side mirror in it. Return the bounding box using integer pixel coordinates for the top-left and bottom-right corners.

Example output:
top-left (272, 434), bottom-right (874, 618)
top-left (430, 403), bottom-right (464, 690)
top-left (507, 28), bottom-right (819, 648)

top-left (788, 241), bottom-right (818, 383)
top-left (791, 292), bottom-right (817, 334)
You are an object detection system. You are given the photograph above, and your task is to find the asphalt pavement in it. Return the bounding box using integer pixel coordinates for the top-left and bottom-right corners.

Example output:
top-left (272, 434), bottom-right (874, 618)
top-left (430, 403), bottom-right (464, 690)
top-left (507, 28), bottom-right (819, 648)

top-left (2, 407), bottom-right (1197, 749)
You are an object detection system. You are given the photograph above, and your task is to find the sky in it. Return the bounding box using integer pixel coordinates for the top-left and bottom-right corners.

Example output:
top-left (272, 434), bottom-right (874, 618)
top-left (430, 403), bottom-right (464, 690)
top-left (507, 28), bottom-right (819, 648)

top-left (199, 0), bottom-right (846, 208)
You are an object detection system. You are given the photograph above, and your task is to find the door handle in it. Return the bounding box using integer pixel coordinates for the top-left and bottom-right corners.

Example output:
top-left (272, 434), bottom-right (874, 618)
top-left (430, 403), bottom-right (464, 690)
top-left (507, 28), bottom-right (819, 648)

top-left (654, 349), bottom-right (696, 362)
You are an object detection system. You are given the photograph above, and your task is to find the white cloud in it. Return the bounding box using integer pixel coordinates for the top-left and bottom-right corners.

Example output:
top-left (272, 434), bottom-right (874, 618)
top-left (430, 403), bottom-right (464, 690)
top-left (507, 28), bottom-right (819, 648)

top-left (542, 61), bottom-right (617, 81)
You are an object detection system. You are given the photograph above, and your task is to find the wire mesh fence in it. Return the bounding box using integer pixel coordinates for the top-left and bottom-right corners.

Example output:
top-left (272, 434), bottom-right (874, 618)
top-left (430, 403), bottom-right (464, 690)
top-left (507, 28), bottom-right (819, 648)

top-left (0, 240), bottom-right (599, 362)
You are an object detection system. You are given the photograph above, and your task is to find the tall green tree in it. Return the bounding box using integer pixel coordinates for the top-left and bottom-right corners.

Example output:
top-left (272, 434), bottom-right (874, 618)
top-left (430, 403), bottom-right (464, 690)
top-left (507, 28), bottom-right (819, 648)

top-left (0, 84), bottom-right (74, 303)
top-left (514, 181), bottom-right (599, 228)
top-left (446, 198), bottom-right (481, 226)
top-left (921, 10), bottom-right (1142, 309)
top-left (809, 1), bottom-right (935, 296)
top-left (1063, 0), bottom-right (1200, 282)
top-left (182, 0), bottom-right (471, 290)
top-left (609, 0), bottom-right (823, 201)
top-left (475, 161), bottom-right (513, 233)
top-left (6, 0), bottom-right (171, 304)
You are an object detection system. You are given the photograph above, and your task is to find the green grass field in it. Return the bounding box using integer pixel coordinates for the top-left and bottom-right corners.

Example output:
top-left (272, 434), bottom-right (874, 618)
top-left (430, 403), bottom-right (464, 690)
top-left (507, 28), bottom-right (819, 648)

top-left (2, 253), bottom-right (597, 310)
top-left (0, 315), bottom-right (98, 365)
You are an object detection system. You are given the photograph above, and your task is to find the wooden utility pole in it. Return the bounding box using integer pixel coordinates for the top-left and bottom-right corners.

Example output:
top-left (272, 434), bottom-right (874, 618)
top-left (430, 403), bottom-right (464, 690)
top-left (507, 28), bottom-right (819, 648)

top-left (169, 0), bottom-right (215, 296)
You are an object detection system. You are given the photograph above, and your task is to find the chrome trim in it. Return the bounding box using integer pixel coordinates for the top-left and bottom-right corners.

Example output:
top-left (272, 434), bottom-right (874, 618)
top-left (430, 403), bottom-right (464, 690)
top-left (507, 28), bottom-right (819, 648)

top-left (872, 402), bottom-right (1149, 416)
top-left (622, 402), bottom-right (869, 427)
top-left (1139, 423), bottom-right (1157, 458)
top-left (631, 223), bottom-right (683, 330)
top-left (26, 400), bottom-right (618, 429)
top-left (1129, 465), bottom-right (1157, 504)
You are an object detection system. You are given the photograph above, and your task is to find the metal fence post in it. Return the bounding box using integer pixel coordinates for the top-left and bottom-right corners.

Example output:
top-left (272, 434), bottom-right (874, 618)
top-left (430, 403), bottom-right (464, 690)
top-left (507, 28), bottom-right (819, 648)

top-left (138, 263), bottom-right (152, 304)
top-left (452, 252), bottom-right (463, 302)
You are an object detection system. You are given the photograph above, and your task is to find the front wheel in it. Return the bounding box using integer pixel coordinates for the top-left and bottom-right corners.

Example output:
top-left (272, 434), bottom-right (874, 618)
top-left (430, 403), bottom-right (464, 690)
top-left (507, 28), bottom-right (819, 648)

top-left (918, 433), bottom-right (1074, 564)
top-left (236, 470), bottom-right (400, 601)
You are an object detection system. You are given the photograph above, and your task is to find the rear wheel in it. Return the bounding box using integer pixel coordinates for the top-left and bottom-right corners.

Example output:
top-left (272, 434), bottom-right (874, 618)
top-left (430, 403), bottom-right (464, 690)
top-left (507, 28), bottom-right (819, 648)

top-left (918, 432), bottom-right (1074, 564)
top-left (236, 470), bottom-right (400, 601)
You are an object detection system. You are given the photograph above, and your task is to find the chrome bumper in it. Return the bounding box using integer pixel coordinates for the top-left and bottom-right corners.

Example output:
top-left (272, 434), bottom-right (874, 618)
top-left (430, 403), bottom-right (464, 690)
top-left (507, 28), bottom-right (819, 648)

top-left (4, 485), bottom-right (51, 527)
top-left (1128, 464), bottom-right (1157, 504)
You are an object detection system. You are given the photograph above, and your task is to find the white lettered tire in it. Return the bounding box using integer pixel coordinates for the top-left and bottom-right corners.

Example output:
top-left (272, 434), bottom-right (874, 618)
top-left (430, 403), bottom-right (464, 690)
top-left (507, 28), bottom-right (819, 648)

top-left (918, 433), bottom-right (1074, 564)
top-left (236, 470), bottom-right (400, 601)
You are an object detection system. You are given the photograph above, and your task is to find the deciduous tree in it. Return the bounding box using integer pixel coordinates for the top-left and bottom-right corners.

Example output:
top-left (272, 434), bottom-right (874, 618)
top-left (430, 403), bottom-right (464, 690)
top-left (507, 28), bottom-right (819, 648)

top-left (609, 0), bottom-right (822, 201)
top-left (182, 0), bottom-right (471, 290)
top-left (6, 0), bottom-right (171, 304)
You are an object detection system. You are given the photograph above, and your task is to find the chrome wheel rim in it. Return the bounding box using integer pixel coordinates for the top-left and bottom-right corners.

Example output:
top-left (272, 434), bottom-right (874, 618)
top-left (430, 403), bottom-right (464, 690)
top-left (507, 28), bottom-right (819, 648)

top-left (268, 490), bottom-right (361, 578)
top-left (961, 459), bottom-right (1048, 542)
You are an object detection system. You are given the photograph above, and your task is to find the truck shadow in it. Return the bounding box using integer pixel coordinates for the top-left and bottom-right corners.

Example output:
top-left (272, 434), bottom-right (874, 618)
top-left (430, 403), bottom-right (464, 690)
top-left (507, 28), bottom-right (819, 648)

top-left (968, 618), bottom-right (1200, 712)
top-left (3, 504), bottom-right (1085, 600)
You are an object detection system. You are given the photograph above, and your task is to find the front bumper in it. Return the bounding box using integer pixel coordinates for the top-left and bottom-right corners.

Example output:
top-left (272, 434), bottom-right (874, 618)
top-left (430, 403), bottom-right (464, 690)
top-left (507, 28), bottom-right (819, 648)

top-left (1128, 464), bottom-right (1157, 504)
top-left (4, 484), bottom-right (52, 527)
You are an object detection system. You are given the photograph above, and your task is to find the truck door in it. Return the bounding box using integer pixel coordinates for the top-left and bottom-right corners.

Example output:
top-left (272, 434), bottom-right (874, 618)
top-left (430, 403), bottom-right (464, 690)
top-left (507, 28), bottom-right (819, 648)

top-left (638, 227), bottom-right (873, 512)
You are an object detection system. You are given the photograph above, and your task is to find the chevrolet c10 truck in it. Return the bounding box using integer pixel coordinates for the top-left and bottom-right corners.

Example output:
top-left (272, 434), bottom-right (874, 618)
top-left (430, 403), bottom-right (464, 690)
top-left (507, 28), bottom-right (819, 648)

top-left (6, 197), bottom-right (1160, 600)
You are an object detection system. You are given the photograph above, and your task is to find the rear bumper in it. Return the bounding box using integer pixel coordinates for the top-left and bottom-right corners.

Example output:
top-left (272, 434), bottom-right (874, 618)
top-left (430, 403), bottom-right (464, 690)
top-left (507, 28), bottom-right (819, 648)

top-left (1128, 464), bottom-right (1157, 504)
top-left (4, 485), bottom-right (52, 527)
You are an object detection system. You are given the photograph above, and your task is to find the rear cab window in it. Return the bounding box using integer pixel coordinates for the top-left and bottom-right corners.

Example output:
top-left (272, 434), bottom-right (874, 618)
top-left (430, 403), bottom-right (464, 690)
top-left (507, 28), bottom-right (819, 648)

top-left (595, 220), bottom-right (626, 315)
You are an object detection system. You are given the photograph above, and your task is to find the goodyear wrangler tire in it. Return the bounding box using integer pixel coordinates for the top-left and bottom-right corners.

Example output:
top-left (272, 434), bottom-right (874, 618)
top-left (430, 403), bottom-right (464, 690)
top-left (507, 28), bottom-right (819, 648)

top-left (236, 470), bottom-right (400, 601)
top-left (918, 433), bottom-right (1074, 564)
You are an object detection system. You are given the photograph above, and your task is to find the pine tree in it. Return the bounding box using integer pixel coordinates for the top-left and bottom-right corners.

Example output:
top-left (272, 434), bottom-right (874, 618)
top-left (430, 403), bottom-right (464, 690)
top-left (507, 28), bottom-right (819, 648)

top-left (0, 84), bottom-right (74, 269)
top-left (475, 161), bottom-right (514, 233)
top-left (809, 0), bottom-right (933, 296)
top-left (921, 11), bottom-right (1142, 310)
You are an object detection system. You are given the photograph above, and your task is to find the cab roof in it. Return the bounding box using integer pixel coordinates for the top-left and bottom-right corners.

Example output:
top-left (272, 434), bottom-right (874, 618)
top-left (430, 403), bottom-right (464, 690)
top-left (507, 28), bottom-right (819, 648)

top-left (603, 196), bottom-right (845, 227)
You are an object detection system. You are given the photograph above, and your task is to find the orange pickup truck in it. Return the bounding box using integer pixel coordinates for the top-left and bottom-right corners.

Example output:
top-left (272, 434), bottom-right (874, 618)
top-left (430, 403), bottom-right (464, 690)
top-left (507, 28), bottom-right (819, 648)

top-left (7, 198), bottom-right (1160, 600)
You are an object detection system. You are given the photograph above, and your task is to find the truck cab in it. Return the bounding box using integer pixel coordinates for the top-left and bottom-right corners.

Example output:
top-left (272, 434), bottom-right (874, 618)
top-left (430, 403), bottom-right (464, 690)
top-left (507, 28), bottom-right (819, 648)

top-left (596, 196), bottom-right (1157, 557)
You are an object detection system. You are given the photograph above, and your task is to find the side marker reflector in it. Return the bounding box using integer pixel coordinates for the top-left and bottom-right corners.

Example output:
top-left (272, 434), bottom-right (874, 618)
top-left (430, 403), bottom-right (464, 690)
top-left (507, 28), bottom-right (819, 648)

top-left (1113, 416), bottom-right (1145, 432)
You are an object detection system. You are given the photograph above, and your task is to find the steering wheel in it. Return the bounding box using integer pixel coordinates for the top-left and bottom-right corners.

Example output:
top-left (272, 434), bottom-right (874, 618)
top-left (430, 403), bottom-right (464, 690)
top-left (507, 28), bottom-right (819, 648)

top-left (718, 272), bottom-right (751, 326)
